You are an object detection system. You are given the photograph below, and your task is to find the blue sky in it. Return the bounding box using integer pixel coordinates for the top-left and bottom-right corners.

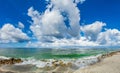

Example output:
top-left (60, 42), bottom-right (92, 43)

top-left (0, 0), bottom-right (120, 48)
top-left (0, 0), bottom-right (120, 29)
top-left (79, 0), bottom-right (120, 29)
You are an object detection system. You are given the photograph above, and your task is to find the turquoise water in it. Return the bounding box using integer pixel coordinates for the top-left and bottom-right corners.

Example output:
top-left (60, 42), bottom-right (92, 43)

top-left (0, 47), bottom-right (119, 59)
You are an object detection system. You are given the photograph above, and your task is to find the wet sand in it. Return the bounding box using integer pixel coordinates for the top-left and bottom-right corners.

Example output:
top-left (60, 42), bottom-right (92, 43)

top-left (74, 52), bottom-right (120, 73)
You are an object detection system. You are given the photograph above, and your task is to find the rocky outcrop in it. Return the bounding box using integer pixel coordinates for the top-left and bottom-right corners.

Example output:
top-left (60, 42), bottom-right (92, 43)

top-left (0, 58), bottom-right (23, 65)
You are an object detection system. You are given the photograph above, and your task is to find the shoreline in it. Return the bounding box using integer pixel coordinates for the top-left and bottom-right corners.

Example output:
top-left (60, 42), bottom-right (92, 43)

top-left (0, 51), bottom-right (119, 73)
top-left (74, 51), bottom-right (120, 73)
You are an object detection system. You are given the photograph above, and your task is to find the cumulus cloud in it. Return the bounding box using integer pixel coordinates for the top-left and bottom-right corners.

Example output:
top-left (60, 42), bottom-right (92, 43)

top-left (50, 0), bottom-right (80, 37)
top-left (1, 0), bottom-right (120, 47)
top-left (18, 22), bottom-right (25, 29)
top-left (28, 0), bottom-right (81, 42)
top-left (74, 0), bottom-right (86, 4)
top-left (97, 29), bottom-right (120, 46)
top-left (81, 21), bottom-right (106, 41)
top-left (26, 37), bottom-right (98, 48)
top-left (26, 0), bottom-right (120, 47)
top-left (28, 7), bottom-right (67, 41)
top-left (0, 23), bottom-right (30, 43)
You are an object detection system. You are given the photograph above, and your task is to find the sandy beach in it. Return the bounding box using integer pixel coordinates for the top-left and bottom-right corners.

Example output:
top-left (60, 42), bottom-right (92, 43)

top-left (0, 51), bottom-right (120, 73)
top-left (74, 52), bottom-right (120, 73)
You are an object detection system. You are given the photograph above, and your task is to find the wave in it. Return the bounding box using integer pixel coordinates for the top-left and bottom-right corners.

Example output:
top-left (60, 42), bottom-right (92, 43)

top-left (0, 54), bottom-right (102, 69)
top-left (0, 56), bottom-right (10, 59)
top-left (14, 54), bottom-right (101, 69)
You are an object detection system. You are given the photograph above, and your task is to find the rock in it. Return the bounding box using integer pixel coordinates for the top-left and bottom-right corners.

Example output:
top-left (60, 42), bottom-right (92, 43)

top-left (41, 59), bottom-right (47, 62)
top-left (0, 58), bottom-right (23, 65)
top-left (59, 61), bottom-right (66, 67)
top-left (52, 60), bottom-right (58, 64)
top-left (66, 62), bottom-right (72, 67)
top-left (53, 63), bottom-right (59, 67)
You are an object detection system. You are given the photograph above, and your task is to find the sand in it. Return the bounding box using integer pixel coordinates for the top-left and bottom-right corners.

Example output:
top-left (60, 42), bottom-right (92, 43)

top-left (74, 52), bottom-right (120, 73)
top-left (0, 51), bottom-right (120, 73)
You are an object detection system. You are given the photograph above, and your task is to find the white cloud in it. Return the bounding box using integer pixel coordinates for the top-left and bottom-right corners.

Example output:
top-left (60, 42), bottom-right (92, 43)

top-left (28, 0), bottom-right (81, 42)
top-left (26, 37), bottom-right (98, 48)
top-left (1, 0), bottom-right (120, 47)
top-left (27, 7), bottom-right (41, 26)
top-left (97, 29), bottom-right (120, 46)
top-left (50, 0), bottom-right (80, 37)
top-left (46, 0), bottom-right (86, 4)
top-left (18, 22), bottom-right (24, 29)
top-left (27, 0), bottom-right (120, 47)
top-left (74, 0), bottom-right (86, 4)
top-left (0, 23), bottom-right (30, 43)
top-left (28, 7), bottom-right (67, 41)
top-left (81, 21), bottom-right (106, 41)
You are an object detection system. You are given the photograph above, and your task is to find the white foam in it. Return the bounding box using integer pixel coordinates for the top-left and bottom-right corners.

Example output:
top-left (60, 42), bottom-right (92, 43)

top-left (74, 56), bottom-right (99, 68)
top-left (0, 56), bottom-right (10, 59)
top-left (15, 55), bottom-right (100, 69)
top-left (16, 58), bottom-right (54, 68)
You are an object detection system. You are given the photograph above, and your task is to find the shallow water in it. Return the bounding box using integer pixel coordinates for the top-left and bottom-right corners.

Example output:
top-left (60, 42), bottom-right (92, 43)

top-left (0, 47), bottom-right (118, 59)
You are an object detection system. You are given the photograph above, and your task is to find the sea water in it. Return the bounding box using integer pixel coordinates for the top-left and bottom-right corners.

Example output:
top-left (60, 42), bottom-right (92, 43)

top-left (0, 47), bottom-right (114, 59)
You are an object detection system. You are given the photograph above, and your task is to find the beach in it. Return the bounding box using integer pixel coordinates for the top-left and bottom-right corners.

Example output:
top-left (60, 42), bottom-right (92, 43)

top-left (74, 51), bottom-right (120, 73)
top-left (0, 48), bottom-right (119, 73)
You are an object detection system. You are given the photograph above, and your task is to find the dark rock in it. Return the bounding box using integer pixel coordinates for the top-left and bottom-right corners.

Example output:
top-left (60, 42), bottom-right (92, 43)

top-left (0, 58), bottom-right (23, 65)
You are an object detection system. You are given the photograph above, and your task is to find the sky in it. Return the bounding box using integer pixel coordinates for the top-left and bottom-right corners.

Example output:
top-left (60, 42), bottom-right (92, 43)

top-left (0, 0), bottom-right (120, 48)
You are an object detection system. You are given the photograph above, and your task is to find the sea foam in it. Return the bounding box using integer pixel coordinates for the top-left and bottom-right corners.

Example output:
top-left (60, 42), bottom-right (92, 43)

top-left (0, 56), bottom-right (10, 59)
top-left (15, 55), bottom-right (101, 69)
top-left (0, 54), bottom-right (101, 69)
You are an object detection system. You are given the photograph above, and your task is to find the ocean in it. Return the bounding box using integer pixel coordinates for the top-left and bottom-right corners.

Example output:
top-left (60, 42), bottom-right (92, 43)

top-left (0, 47), bottom-right (119, 59)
